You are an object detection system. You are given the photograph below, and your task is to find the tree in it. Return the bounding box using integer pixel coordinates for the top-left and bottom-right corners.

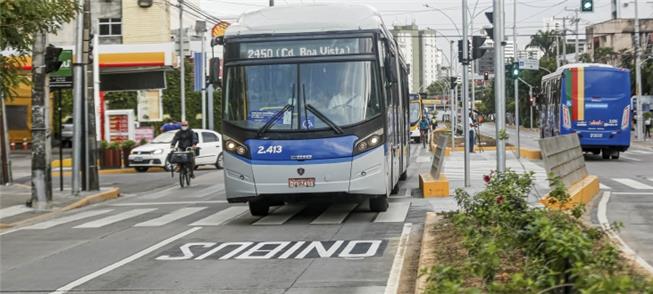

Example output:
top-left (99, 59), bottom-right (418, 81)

top-left (594, 47), bottom-right (616, 64)
top-left (0, 0), bottom-right (77, 99)
top-left (528, 30), bottom-right (556, 57)
top-left (426, 79), bottom-right (450, 96)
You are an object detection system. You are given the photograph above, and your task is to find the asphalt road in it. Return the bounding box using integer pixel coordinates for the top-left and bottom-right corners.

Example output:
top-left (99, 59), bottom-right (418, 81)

top-left (0, 145), bottom-right (433, 293)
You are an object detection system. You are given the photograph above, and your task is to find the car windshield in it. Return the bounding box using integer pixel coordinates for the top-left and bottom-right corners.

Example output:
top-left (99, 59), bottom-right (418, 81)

top-left (224, 61), bottom-right (381, 130)
top-left (151, 132), bottom-right (176, 143)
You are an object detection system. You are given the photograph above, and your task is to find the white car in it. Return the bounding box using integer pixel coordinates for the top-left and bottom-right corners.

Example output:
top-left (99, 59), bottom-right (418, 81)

top-left (128, 129), bottom-right (224, 172)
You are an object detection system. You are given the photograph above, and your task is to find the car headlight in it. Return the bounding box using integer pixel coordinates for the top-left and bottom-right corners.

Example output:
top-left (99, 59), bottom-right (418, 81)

top-left (153, 149), bottom-right (164, 155)
top-left (354, 129), bottom-right (384, 155)
top-left (224, 136), bottom-right (249, 158)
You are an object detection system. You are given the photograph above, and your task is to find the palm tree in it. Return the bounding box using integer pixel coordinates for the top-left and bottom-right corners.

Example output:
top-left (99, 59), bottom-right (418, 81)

top-left (527, 30), bottom-right (556, 57)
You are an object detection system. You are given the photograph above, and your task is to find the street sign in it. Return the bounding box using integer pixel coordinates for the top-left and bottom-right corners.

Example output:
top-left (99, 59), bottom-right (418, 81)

top-left (518, 58), bottom-right (539, 71)
top-left (49, 49), bottom-right (73, 88)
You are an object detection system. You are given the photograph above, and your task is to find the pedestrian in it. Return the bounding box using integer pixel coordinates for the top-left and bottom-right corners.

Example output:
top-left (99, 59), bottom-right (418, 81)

top-left (645, 113), bottom-right (652, 139)
top-left (419, 116), bottom-right (430, 148)
top-left (160, 118), bottom-right (181, 133)
top-left (430, 113), bottom-right (438, 132)
top-left (468, 112), bottom-right (477, 153)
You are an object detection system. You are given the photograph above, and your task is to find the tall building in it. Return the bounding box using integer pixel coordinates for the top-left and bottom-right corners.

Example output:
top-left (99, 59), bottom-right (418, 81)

top-left (504, 40), bottom-right (516, 60)
top-left (391, 24), bottom-right (443, 93)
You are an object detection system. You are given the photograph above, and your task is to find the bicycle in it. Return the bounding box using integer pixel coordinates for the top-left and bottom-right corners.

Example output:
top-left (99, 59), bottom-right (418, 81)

top-left (169, 147), bottom-right (195, 188)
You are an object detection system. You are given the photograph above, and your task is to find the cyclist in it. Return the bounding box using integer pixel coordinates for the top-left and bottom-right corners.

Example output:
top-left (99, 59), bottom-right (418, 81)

top-left (419, 116), bottom-right (430, 148)
top-left (170, 121), bottom-right (199, 177)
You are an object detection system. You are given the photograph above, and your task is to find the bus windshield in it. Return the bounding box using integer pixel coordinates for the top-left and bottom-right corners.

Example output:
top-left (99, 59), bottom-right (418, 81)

top-left (409, 102), bottom-right (420, 124)
top-left (224, 61), bottom-right (382, 130)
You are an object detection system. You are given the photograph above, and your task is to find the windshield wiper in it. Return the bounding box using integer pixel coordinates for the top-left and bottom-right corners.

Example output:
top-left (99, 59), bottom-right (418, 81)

top-left (305, 103), bottom-right (344, 134)
top-left (256, 104), bottom-right (294, 138)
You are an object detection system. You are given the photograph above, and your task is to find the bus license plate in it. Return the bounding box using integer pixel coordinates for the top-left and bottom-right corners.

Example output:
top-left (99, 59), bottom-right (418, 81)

top-left (288, 178), bottom-right (315, 188)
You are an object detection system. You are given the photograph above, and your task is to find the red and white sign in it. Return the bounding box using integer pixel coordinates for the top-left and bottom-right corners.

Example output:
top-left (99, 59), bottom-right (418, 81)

top-left (105, 110), bottom-right (135, 142)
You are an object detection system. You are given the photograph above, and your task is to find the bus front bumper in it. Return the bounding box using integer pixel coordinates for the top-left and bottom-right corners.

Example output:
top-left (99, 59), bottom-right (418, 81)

top-left (223, 147), bottom-right (387, 203)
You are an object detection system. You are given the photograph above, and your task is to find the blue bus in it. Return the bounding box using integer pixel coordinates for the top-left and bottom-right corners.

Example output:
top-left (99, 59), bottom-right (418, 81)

top-left (220, 4), bottom-right (411, 215)
top-left (541, 64), bottom-right (631, 159)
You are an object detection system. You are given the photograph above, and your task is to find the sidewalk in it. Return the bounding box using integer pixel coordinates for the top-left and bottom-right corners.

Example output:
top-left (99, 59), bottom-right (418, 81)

top-left (0, 184), bottom-right (119, 228)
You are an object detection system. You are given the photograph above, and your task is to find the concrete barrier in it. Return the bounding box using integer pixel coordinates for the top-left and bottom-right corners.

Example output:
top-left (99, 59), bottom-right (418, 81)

top-left (420, 135), bottom-right (450, 197)
top-left (538, 134), bottom-right (600, 209)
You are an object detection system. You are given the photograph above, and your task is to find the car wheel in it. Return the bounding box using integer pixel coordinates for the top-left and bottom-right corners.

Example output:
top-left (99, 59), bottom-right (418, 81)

top-left (369, 196), bottom-right (389, 212)
top-left (135, 167), bottom-right (149, 172)
top-left (248, 199), bottom-right (270, 216)
top-left (215, 152), bottom-right (224, 170)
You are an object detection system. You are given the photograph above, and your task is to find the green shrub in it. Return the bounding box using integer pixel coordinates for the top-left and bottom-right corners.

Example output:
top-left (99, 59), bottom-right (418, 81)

top-left (120, 140), bottom-right (136, 150)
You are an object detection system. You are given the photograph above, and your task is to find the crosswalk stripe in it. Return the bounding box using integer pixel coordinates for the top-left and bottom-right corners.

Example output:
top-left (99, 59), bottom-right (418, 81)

top-left (629, 149), bottom-right (653, 155)
top-left (613, 178), bottom-right (653, 190)
top-left (134, 207), bottom-right (207, 227)
top-left (24, 209), bottom-right (115, 229)
top-left (0, 205), bottom-right (32, 220)
top-left (189, 206), bottom-right (248, 226)
top-left (310, 203), bottom-right (359, 225)
top-left (74, 208), bottom-right (157, 228)
top-left (600, 183), bottom-right (612, 190)
top-left (374, 202), bottom-right (410, 223)
top-left (252, 204), bottom-right (305, 226)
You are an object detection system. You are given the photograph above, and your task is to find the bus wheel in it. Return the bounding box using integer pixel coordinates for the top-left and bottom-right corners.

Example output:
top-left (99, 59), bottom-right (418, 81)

top-left (248, 199), bottom-right (270, 216)
top-left (602, 149), bottom-right (611, 160)
top-left (611, 152), bottom-right (620, 160)
top-left (369, 196), bottom-right (389, 212)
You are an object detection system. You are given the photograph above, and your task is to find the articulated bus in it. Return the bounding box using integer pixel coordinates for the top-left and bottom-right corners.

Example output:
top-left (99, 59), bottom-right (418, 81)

top-left (221, 4), bottom-right (411, 216)
top-left (541, 64), bottom-right (631, 159)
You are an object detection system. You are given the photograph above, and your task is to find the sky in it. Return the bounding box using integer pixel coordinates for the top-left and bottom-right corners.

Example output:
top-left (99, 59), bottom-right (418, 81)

top-left (200, 0), bottom-right (653, 60)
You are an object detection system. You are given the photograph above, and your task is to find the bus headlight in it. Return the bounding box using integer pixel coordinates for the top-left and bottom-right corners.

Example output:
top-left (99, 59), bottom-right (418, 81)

top-left (354, 129), bottom-right (384, 155)
top-left (224, 137), bottom-right (250, 158)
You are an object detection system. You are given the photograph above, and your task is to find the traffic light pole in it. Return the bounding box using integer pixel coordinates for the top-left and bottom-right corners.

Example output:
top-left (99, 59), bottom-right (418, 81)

top-left (179, 0), bottom-right (186, 122)
top-left (72, 0), bottom-right (84, 196)
top-left (450, 41), bottom-right (455, 150)
top-left (514, 79), bottom-right (520, 159)
top-left (493, 0), bottom-right (506, 172)
top-left (635, 0), bottom-right (645, 141)
top-left (513, 0), bottom-right (519, 159)
top-left (462, 0), bottom-right (471, 187)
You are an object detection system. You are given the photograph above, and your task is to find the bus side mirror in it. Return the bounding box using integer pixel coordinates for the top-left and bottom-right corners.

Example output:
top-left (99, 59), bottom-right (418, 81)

top-left (385, 55), bottom-right (398, 83)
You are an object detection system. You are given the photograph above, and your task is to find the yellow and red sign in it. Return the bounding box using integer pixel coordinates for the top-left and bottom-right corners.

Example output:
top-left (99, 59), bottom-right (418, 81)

top-left (211, 21), bottom-right (231, 38)
top-left (566, 67), bottom-right (585, 121)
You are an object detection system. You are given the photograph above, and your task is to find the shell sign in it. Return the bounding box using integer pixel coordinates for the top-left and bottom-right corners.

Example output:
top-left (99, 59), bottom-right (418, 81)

top-left (211, 21), bottom-right (230, 38)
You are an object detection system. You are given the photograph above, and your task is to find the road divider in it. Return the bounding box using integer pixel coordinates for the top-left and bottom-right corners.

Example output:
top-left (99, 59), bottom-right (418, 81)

top-left (420, 135), bottom-right (449, 197)
top-left (538, 134), bottom-right (600, 209)
top-left (414, 212), bottom-right (440, 293)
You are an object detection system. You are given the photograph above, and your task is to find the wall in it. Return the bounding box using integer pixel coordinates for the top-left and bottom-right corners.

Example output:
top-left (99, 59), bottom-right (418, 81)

top-left (122, 0), bottom-right (171, 44)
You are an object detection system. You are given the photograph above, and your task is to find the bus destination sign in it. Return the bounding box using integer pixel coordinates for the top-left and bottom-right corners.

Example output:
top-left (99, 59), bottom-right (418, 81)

top-left (240, 38), bottom-right (372, 59)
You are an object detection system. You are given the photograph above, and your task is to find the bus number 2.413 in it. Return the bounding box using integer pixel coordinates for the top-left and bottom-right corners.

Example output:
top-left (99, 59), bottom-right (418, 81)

top-left (257, 145), bottom-right (283, 154)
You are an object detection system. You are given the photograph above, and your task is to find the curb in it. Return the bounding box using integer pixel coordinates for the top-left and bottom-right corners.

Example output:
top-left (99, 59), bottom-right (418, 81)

top-left (414, 212), bottom-right (440, 293)
top-left (52, 168), bottom-right (143, 176)
top-left (540, 175), bottom-right (600, 210)
top-left (519, 147), bottom-right (542, 160)
top-left (0, 187), bottom-right (120, 229)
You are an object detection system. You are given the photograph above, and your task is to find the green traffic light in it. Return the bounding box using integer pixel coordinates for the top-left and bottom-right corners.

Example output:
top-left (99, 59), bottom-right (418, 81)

top-left (581, 0), bottom-right (593, 12)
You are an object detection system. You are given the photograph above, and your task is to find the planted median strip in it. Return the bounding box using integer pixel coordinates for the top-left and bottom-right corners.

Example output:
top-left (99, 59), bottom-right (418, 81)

top-left (418, 170), bottom-right (653, 293)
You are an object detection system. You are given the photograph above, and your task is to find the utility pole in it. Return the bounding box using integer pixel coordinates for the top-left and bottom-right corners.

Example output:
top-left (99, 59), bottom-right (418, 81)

top-left (556, 32), bottom-right (561, 67)
top-left (0, 95), bottom-right (11, 184)
top-left (493, 0), bottom-right (506, 172)
top-left (83, 0), bottom-right (98, 190)
top-left (72, 0), bottom-right (84, 196)
top-left (450, 41), bottom-right (455, 150)
top-left (270, 0), bottom-right (274, 6)
top-left (575, 10), bottom-right (580, 61)
top-left (562, 17), bottom-right (567, 64)
top-left (197, 21), bottom-right (207, 129)
top-left (462, 0), bottom-right (471, 187)
top-left (31, 32), bottom-right (52, 209)
top-left (635, 0), bottom-right (644, 140)
top-left (179, 0), bottom-right (186, 122)
top-left (513, 0), bottom-right (520, 159)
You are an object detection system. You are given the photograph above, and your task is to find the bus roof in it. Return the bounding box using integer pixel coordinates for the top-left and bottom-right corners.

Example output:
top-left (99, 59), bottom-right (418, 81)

top-left (543, 63), bottom-right (626, 80)
top-left (225, 4), bottom-right (386, 37)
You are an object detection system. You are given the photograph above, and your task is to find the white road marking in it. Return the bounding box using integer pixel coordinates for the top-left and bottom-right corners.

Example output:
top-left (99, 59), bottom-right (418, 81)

top-left (374, 202), bottom-right (410, 223)
top-left (189, 206), bottom-right (248, 226)
top-left (620, 154), bottom-right (640, 161)
top-left (597, 192), bottom-right (653, 275)
top-left (310, 203), bottom-right (359, 225)
top-left (134, 207), bottom-right (207, 227)
top-left (612, 192), bottom-right (653, 195)
top-left (416, 156), bottom-right (431, 163)
top-left (109, 200), bottom-right (228, 206)
top-left (50, 227), bottom-right (202, 294)
top-left (24, 209), bottom-right (114, 230)
top-left (139, 186), bottom-right (178, 200)
top-left (613, 178), bottom-right (653, 190)
top-left (629, 149), bottom-right (653, 155)
top-left (74, 208), bottom-right (157, 228)
top-left (384, 223), bottom-right (412, 294)
top-left (600, 183), bottom-right (612, 190)
top-left (252, 204), bottom-right (305, 226)
top-left (0, 205), bottom-right (32, 220)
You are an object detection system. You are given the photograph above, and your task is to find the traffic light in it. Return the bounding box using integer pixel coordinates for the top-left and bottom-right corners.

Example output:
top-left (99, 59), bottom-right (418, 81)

top-left (87, 32), bottom-right (94, 64)
top-left (471, 36), bottom-right (487, 60)
top-left (457, 39), bottom-right (470, 64)
top-left (208, 57), bottom-right (221, 85)
top-left (450, 77), bottom-right (457, 89)
top-left (512, 62), bottom-right (520, 77)
top-left (45, 44), bottom-right (63, 73)
top-left (581, 0), bottom-right (593, 12)
top-left (483, 72), bottom-right (489, 81)
top-left (484, 12), bottom-right (494, 40)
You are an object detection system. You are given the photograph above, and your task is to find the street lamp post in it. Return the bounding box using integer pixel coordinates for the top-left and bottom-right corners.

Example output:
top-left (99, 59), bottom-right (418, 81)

top-left (634, 0), bottom-right (645, 141)
top-left (493, 0), bottom-right (507, 172)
